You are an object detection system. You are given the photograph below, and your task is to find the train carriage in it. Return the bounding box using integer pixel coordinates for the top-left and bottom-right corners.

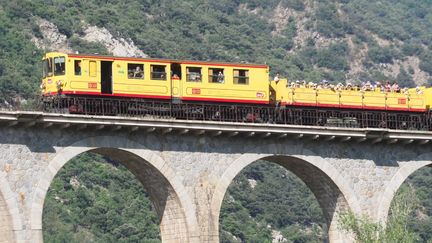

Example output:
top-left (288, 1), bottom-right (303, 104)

top-left (41, 52), bottom-right (270, 105)
top-left (41, 52), bottom-right (432, 130)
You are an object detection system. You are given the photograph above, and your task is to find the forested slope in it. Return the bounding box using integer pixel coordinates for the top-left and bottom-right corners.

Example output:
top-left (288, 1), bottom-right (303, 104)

top-left (1, 0), bottom-right (432, 242)
top-left (1, 0), bottom-right (432, 104)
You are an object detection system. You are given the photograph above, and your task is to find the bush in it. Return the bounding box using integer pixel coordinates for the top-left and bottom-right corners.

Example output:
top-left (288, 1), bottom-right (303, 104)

top-left (368, 46), bottom-right (396, 64)
top-left (282, 0), bottom-right (305, 11)
top-left (315, 43), bottom-right (349, 71)
top-left (401, 42), bottom-right (424, 56)
top-left (340, 186), bottom-right (419, 243)
top-left (419, 51), bottom-right (432, 75)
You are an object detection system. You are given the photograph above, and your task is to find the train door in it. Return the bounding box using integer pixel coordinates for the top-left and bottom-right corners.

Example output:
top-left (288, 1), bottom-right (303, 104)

top-left (171, 63), bottom-right (182, 102)
top-left (101, 61), bottom-right (113, 94)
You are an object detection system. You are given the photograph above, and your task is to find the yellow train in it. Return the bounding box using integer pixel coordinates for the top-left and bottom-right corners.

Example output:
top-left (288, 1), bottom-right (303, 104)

top-left (270, 79), bottom-right (432, 113)
top-left (41, 52), bottom-right (432, 130)
top-left (41, 52), bottom-right (270, 105)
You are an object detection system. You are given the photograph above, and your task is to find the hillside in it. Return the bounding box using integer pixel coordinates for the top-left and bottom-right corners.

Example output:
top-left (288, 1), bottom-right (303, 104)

top-left (1, 0), bottom-right (432, 242)
top-left (1, 0), bottom-right (432, 105)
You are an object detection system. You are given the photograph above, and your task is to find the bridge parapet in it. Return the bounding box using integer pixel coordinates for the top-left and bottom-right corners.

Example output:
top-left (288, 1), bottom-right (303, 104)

top-left (0, 111), bottom-right (431, 145)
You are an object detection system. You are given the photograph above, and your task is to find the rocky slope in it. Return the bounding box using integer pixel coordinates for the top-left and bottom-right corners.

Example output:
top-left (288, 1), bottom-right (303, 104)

top-left (2, 0), bottom-right (432, 105)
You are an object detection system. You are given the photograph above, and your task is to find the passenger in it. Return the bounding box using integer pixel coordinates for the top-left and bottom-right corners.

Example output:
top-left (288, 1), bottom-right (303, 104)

top-left (375, 82), bottom-right (382, 92)
top-left (194, 74), bottom-right (201, 82)
top-left (217, 71), bottom-right (224, 83)
top-left (355, 84), bottom-right (361, 91)
top-left (134, 66), bottom-right (143, 78)
top-left (391, 83), bottom-right (400, 93)
top-left (273, 73), bottom-right (280, 82)
top-left (322, 79), bottom-right (329, 88)
top-left (75, 61), bottom-right (81, 75)
top-left (364, 81), bottom-right (372, 91)
top-left (416, 86), bottom-right (423, 95)
top-left (384, 81), bottom-right (391, 92)
top-left (295, 80), bottom-right (300, 88)
top-left (172, 74), bottom-right (180, 80)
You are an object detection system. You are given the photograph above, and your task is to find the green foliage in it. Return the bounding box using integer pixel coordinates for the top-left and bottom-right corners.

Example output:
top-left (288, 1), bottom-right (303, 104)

top-left (43, 152), bottom-right (160, 243)
top-left (405, 166), bottom-right (432, 242)
top-left (339, 186), bottom-right (419, 243)
top-left (2, 0), bottom-right (432, 107)
top-left (419, 51), bottom-right (432, 75)
top-left (69, 37), bottom-right (110, 55)
top-left (220, 161), bottom-right (325, 242)
top-left (343, 0), bottom-right (432, 44)
top-left (396, 68), bottom-right (415, 88)
top-left (281, 224), bottom-right (323, 243)
top-left (401, 41), bottom-right (424, 56)
top-left (0, 6), bottom-right (42, 104)
top-left (316, 42), bottom-right (349, 71)
top-left (367, 46), bottom-right (398, 64)
top-left (315, 2), bottom-right (352, 38)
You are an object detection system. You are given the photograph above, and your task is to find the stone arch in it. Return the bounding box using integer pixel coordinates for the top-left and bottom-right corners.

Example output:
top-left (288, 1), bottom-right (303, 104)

top-left (376, 152), bottom-right (432, 222)
top-left (30, 136), bottom-right (199, 243)
top-left (0, 172), bottom-right (23, 243)
top-left (211, 145), bottom-right (361, 243)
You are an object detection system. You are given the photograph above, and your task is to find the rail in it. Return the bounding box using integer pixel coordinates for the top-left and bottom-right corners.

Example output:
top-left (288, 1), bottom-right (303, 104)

top-left (2, 95), bottom-right (431, 133)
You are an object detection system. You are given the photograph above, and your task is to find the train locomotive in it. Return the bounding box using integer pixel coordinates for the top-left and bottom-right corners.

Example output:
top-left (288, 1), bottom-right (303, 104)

top-left (40, 52), bottom-right (432, 130)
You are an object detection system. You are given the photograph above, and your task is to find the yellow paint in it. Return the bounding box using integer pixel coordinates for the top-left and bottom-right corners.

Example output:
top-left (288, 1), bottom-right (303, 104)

top-left (279, 86), bottom-right (432, 111)
top-left (41, 52), bottom-right (432, 111)
top-left (41, 52), bottom-right (269, 103)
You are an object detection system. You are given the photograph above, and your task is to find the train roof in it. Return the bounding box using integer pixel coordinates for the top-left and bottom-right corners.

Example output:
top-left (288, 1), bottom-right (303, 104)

top-left (45, 52), bottom-right (269, 69)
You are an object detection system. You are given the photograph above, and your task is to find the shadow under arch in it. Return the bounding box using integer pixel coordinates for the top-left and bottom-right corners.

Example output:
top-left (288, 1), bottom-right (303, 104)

top-left (376, 152), bottom-right (432, 222)
top-left (0, 173), bottom-right (23, 243)
top-left (30, 136), bottom-right (199, 243)
top-left (212, 150), bottom-right (361, 242)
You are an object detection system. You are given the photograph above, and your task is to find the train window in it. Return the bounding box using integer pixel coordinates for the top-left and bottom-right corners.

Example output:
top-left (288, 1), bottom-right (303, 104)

top-left (234, 69), bottom-right (249, 85)
top-left (42, 58), bottom-right (53, 78)
top-left (128, 63), bottom-right (144, 79)
top-left (54, 56), bottom-right (66, 76)
top-left (186, 67), bottom-right (202, 82)
top-left (89, 61), bottom-right (97, 77)
top-left (74, 60), bottom-right (82, 76)
top-left (151, 65), bottom-right (166, 80)
top-left (209, 68), bottom-right (224, 83)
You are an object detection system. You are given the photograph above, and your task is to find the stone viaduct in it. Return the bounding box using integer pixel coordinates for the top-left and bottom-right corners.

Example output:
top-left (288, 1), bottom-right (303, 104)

top-left (0, 111), bottom-right (432, 242)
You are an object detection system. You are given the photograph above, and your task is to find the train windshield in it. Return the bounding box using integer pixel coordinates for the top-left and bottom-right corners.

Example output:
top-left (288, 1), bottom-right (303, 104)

top-left (54, 56), bottom-right (66, 76)
top-left (42, 58), bottom-right (53, 78)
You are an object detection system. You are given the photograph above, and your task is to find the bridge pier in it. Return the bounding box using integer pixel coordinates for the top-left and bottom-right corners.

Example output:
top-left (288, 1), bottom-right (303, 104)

top-left (0, 190), bottom-right (15, 243)
top-left (1, 112), bottom-right (432, 242)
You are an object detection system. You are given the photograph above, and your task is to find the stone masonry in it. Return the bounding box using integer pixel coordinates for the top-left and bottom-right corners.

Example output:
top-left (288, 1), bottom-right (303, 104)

top-left (0, 112), bottom-right (431, 242)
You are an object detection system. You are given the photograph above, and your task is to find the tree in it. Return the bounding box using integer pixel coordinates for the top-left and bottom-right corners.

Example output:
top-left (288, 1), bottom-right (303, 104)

top-left (339, 186), bottom-right (419, 243)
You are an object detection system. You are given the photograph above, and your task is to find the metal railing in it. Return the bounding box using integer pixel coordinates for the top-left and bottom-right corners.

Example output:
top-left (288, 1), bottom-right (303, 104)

top-left (31, 96), bottom-right (431, 131)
